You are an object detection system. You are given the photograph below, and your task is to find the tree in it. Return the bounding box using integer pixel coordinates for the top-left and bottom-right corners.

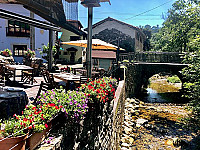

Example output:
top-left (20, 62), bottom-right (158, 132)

top-left (181, 36), bottom-right (200, 129)
top-left (40, 43), bottom-right (57, 62)
top-left (151, 0), bottom-right (200, 52)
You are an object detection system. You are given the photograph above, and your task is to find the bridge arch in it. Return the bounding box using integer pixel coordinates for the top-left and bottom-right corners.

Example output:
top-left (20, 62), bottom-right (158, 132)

top-left (126, 63), bottom-right (188, 97)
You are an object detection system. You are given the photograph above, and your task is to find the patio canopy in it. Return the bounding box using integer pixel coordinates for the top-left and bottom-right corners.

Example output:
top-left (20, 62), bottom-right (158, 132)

top-left (61, 39), bottom-right (125, 51)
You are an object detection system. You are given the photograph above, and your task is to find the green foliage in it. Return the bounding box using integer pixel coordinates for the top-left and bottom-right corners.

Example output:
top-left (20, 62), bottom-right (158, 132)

top-left (167, 76), bottom-right (181, 83)
top-left (24, 48), bottom-right (35, 58)
top-left (181, 49), bottom-right (200, 129)
top-left (40, 43), bottom-right (57, 61)
top-left (151, 0), bottom-right (200, 52)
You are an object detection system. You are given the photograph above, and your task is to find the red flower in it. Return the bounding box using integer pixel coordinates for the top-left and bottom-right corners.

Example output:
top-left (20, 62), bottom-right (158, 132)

top-left (22, 111), bottom-right (23, 115)
top-left (34, 111), bottom-right (39, 115)
top-left (48, 103), bottom-right (55, 107)
top-left (32, 106), bottom-right (36, 110)
top-left (45, 124), bottom-right (48, 128)
top-left (88, 85), bottom-right (93, 90)
top-left (23, 118), bottom-right (28, 122)
top-left (28, 126), bottom-right (32, 129)
top-left (60, 105), bottom-right (63, 108)
top-left (41, 114), bottom-right (44, 120)
top-left (55, 106), bottom-right (59, 110)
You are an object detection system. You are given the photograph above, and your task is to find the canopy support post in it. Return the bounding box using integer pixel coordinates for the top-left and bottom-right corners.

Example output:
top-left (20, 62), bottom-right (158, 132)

top-left (48, 29), bottom-right (53, 71)
top-left (86, 7), bottom-right (93, 78)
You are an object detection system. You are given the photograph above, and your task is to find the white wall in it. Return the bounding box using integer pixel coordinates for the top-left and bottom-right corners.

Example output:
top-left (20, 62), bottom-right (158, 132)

top-left (0, 4), bottom-right (51, 63)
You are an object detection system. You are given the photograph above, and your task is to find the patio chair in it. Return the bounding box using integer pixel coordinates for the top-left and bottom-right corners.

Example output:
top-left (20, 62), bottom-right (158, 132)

top-left (80, 76), bottom-right (88, 84)
top-left (7, 58), bottom-right (16, 65)
top-left (0, 63), bottom-right (14, 81)
top-left (41, 69), bottom-right (60, 88)
top-left (30, 81), bottom-right (53, 104)
top-left (22, 64), bottom-right (39, 84)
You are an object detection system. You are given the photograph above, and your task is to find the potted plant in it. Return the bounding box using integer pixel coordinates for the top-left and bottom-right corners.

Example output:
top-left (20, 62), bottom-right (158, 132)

top-left (23, 48), bottom-right (35, 66)
top-left (24, 48), bottom-right (35, 58)
top-left (26, 89), bottom-right (88, 149)
top-left (79, 77), bottom-right (118, 111)
top-left (0, 48), bottom-right (12, 57)
top-left (0, 116), bottom-right (29, 150)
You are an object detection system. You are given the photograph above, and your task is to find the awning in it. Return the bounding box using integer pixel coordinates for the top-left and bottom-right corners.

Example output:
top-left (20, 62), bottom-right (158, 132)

top-left (0, 8), bottom-right (60, 31)
top-left (61, 39), bottom-right (125, 50)
top-left (92, 50), bottom-right (116, 59)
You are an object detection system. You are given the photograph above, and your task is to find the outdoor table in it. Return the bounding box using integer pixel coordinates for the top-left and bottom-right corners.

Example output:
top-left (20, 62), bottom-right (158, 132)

top-left (80, 69), bottom-right (100, 78)
top-left (53, 73), bottom-right (80, 90)
top-left (5, 64), bottom-right (34, 84)
top-left (0, 87), bottom-right (28, 119)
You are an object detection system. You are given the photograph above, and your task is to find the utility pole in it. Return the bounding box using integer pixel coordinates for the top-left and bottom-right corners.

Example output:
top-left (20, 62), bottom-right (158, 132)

top-left (81, 0), bottom-right (111, 78)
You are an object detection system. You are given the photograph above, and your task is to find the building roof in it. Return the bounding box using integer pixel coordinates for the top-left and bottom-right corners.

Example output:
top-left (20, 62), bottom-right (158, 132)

top-left (0, 0), bottom-right (85, 35)
top-left (67, 20), bottom-right (83, 29)
top-left (92, 50), bottom-right (116, 59)
top-left (86, 17), bottom-right (146, 39)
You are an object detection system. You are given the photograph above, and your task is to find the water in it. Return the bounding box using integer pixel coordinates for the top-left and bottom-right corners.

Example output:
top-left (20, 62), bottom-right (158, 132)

top-left (140, 79), bottom-right (183, 103)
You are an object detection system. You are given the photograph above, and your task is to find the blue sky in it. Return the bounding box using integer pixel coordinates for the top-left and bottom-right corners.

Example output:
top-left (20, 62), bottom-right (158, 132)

top-left (78, 0), bottom-right (177, 28)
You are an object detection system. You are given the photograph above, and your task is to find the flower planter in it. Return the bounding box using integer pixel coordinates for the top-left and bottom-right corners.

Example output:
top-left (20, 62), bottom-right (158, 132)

top-left (25, 121), bottom-right (52, 150)
top-left (0, 132), bottom-right (28, 150)
top-left (2, 51), bottom-right (10, 57)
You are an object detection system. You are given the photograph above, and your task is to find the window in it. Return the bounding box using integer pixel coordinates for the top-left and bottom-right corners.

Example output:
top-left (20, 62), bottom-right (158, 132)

top-left (70, 36), bottom-right (81, 41)
top-left (6, 20), bottom-right (30, 37)
top-left (63, 52), bottom-right (68, 55)
top-left (13, 45), bottom-right (27, 56)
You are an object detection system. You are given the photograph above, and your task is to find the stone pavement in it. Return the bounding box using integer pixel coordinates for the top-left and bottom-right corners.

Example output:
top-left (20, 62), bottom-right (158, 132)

top-left (5, 75), bottom-right (63, 103)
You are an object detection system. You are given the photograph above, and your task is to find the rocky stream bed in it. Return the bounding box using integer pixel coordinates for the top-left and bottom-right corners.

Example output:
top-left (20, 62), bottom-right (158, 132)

top-left (120, 98), bottom-right (200, 150)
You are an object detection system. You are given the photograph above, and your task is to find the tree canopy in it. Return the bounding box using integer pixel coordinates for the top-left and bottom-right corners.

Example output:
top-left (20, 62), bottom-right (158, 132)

top-left (151, 0), bottom-right (200, 52)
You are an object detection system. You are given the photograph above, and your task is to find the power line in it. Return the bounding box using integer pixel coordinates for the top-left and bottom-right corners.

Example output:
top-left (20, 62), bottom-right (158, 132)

top-left (123, 0), bottom-right (173, 21)
top-left (79, 16), bottom-right (162, 20)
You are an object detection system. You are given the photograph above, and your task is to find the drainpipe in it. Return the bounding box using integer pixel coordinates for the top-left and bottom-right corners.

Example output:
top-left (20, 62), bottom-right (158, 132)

top-left (48, 29), bottom-right (53, 71)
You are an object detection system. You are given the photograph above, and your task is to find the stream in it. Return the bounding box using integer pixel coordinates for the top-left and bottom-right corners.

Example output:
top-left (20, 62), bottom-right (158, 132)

top-left (120, 76), bottom-right (199, 149)
top-left (140, 78), bottom-right (183, 103)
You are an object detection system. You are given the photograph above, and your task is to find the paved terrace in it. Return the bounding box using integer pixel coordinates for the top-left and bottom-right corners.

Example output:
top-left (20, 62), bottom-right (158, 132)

top-left (4, 72), bottom-right (63, 102)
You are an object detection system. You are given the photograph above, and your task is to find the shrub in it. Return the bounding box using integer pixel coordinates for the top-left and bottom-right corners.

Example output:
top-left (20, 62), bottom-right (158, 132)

top-left (167, 76), bottom-right (181, 83)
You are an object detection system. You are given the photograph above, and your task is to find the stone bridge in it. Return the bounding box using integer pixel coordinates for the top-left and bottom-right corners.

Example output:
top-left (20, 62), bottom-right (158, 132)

top-left (117, 52), bottom-right (189, 97)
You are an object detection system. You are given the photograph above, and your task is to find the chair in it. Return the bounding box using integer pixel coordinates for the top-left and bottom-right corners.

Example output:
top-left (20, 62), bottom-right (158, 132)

top-left (41, 69), bottom-right (59, 89)
top-left (7, 58), bottom-right (16, 65)
top-left (0, 63), bottom-right (14, 81)
top-left (30, 81), bottom-right (53, 104)
top-left (80, 76), bottom-right (88, 84)
top-left (22, 64), bottom-right (39, 84)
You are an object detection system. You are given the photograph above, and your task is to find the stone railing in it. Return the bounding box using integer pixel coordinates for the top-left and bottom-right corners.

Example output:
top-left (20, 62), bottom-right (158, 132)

top-left (37, 80), bottom-right (126, 149)
top-left (119, 52), bottom-right (184, 63)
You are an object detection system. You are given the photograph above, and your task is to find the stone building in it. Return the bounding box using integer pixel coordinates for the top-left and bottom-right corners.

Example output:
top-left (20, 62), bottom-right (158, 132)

top-left (87, 17), bottom-right (146, 52)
